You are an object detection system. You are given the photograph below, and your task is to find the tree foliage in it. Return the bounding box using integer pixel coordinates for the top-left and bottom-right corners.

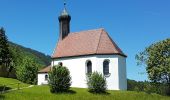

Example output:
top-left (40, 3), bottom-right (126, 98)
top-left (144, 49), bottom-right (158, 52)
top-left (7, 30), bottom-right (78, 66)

top-left (48, 65), bottom-right (71, 93)
top-left (136, 38), bottom-right (170, 84)
top-left (0, 41), bottom-right (51, 78)
top-left (0, 27), bottom-right (13, 77)
top-left (0, 27), bottom-right (51, 84)
top-left (9, 42), bottom-right (51, 67)
top-left (127, 79), bottom-right (170, 95)
top-left (87, 72), bottom-right (107, 93)
top-left (16, 57), bottom-right (38, 84)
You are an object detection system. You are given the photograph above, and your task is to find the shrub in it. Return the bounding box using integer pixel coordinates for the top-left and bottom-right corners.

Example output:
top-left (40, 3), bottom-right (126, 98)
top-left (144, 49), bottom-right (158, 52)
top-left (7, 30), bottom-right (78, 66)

top-left (87, 71), bottom-right (107, 93)
top-left (150, 83), bottom-right (170, 96)
top-left (48, 65), bottom-right (71, 93)
top-left (127, 79), bottom-right (170, 96)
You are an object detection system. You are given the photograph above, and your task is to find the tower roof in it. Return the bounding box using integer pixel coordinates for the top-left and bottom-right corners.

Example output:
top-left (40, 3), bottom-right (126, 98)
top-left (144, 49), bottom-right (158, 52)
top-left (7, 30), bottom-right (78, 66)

top-left (61, 7), bottom-right (69, 16)
top-left (52, 28), bottom-right (127, 58)
top-left (58, 1), bottom-right (71, 20)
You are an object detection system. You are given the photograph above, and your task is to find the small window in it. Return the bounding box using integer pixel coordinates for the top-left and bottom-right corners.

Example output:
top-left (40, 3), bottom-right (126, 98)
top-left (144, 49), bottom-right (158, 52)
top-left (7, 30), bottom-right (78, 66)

top-left (58, 62), bottom-right (63, 66)
top-left (103, 60), bottom-right (110, 75)
top-left (86, 60), bottom-right (92, 74)
top-left (45, 75), bottom-right (48, 81)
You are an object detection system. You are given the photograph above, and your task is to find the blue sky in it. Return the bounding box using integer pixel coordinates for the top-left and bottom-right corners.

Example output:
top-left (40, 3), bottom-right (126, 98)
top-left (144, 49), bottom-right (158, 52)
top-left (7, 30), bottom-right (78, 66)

top-left (0, 0), bottom-right (169, 81)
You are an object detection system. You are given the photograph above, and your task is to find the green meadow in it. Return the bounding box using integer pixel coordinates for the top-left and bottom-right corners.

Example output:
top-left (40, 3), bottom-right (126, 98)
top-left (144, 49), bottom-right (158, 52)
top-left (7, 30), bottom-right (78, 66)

top-left (0, 77), bottom-right (170, 100)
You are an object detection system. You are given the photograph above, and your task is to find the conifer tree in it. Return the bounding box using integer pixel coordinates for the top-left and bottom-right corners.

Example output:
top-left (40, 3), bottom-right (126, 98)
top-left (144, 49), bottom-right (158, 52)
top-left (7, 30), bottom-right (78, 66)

top-left (0, 27), bottom-right (13, 77)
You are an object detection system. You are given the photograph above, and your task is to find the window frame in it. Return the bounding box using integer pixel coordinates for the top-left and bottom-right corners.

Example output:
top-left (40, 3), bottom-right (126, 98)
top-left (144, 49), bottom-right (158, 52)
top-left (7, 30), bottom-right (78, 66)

top-left (58, 62), bottom-right (63, 66)
top-left (103, 59), bottom-right (110, 77)
top-left (45, 74), bottom-right (48, 81)
top-left (86, 60), bottom-right (92, 74)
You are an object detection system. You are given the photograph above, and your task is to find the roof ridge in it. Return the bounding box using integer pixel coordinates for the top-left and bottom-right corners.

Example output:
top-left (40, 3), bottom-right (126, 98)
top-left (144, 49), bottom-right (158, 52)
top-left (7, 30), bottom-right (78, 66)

top-left (106, 32), bottom-right (124, 54)
top-left (52, 40), bottom-right (59, 57)
top-left (69, 28), bottom-right (104, 34)
top-left (63, 28), bottom-right (105, 40)
top-left (95, 29), bottom-right (104, 54)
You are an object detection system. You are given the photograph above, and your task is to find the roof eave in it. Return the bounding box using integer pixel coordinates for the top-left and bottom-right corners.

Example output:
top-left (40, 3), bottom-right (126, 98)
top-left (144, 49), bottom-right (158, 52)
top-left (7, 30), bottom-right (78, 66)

top-left (52, 53), bottom-right (127, 59)
top-left (38, 72), bottom-right (49, 73)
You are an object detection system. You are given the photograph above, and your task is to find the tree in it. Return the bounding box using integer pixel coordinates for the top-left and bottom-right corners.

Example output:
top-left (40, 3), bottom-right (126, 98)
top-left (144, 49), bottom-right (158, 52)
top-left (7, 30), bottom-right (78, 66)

top-left (16, 57), bottom-right (38, 84)
top-left (0, 27), bottom-right (13, 77)
top-left (48, 65), bottom-right (71, 93)
top-left (87, 72), bottom-right (107, 93)
top-left (136, 38), bottom-right (170, 95)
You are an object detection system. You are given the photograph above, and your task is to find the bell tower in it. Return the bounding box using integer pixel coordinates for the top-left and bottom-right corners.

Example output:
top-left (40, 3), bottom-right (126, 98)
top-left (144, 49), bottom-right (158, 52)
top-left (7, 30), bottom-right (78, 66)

top-left (58, 1), bottom-right (71, 40)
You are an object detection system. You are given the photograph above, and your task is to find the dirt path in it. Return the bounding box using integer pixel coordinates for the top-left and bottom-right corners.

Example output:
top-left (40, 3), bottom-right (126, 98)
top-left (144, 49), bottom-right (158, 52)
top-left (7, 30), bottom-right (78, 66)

top-left (1, 85), bottom-right (34, 94)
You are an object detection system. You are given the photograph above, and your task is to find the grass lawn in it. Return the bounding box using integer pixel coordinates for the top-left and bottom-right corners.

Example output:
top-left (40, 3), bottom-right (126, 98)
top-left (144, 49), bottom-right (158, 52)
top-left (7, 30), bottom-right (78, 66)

top-left (0, 77), bottom-right (29, 89)
top-left (0, 77), bottom-right (170, 100)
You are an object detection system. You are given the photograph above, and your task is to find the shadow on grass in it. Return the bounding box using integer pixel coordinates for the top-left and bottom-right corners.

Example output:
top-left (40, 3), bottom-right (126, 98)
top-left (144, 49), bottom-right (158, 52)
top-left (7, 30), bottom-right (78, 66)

top-left (52, 90), bottom-right (76, 95)
top-left (88, 91), bottom-right (110, 95)
top-left (0, 86), bottom-right (12, 91)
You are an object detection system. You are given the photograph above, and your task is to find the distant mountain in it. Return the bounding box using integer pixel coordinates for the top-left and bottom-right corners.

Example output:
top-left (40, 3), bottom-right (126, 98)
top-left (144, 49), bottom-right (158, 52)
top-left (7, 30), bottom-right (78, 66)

top-left (9, 42), bottom-right (51, 68)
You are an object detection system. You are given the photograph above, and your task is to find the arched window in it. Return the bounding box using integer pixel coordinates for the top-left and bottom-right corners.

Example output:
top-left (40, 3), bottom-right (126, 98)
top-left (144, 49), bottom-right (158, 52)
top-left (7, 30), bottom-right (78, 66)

top-left (58, 62), bottom-right (63, 66)
top-left (86, 60), bottom-right (92, 74)
top-left (45, 74), bottom-right (48, 81)
top-left (103, 60), bottom-right (110, 75)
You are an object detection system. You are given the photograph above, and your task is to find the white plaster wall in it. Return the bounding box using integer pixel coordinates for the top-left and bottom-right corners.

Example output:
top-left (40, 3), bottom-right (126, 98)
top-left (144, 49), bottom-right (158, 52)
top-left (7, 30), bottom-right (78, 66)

top-left (118, 55), bottom-right (127, 90)
top-left (95, 55), bottom-right (119, 90)
top-left (51, 55), bottom-right (127, 90)
top-left (53, 56), bottom-right (97, 88)
top-left (38, 73), bottom-right (48, 85)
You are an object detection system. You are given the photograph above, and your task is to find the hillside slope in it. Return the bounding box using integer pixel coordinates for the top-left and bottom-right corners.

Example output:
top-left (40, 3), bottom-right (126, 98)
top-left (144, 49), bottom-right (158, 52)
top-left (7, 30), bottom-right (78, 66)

top-left (0, 77), bottom-right (29, 90)
top-left (9, 42), bottom-right (51, 66)
top-left (0, 42), bottom-right (51, 77)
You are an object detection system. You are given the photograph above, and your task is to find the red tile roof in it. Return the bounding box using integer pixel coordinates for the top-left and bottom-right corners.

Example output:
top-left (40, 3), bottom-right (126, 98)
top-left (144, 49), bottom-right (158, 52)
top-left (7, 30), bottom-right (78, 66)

top-left (38, 66), bottom-right (51, 73)
top-left (52, 28), bottom-right (126, 58)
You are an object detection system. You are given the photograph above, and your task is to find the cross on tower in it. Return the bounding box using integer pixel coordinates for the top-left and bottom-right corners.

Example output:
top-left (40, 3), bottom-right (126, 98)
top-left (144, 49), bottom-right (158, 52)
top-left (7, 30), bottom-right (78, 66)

top-left (64, 0), bottom-right (67, 7)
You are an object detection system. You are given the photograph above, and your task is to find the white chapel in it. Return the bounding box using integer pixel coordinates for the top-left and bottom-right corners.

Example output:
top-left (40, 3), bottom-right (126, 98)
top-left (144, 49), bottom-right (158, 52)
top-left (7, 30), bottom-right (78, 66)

top-left (38, 3), bottom-right (127, 90)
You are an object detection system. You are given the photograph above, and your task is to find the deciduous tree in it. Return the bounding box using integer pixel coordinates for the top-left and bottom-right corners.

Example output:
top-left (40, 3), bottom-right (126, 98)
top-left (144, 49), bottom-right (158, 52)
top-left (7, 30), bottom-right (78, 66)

top-left (16, 57), bottom-right (38, 84)
top-left (136, 38), bottom-right (170, 95)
